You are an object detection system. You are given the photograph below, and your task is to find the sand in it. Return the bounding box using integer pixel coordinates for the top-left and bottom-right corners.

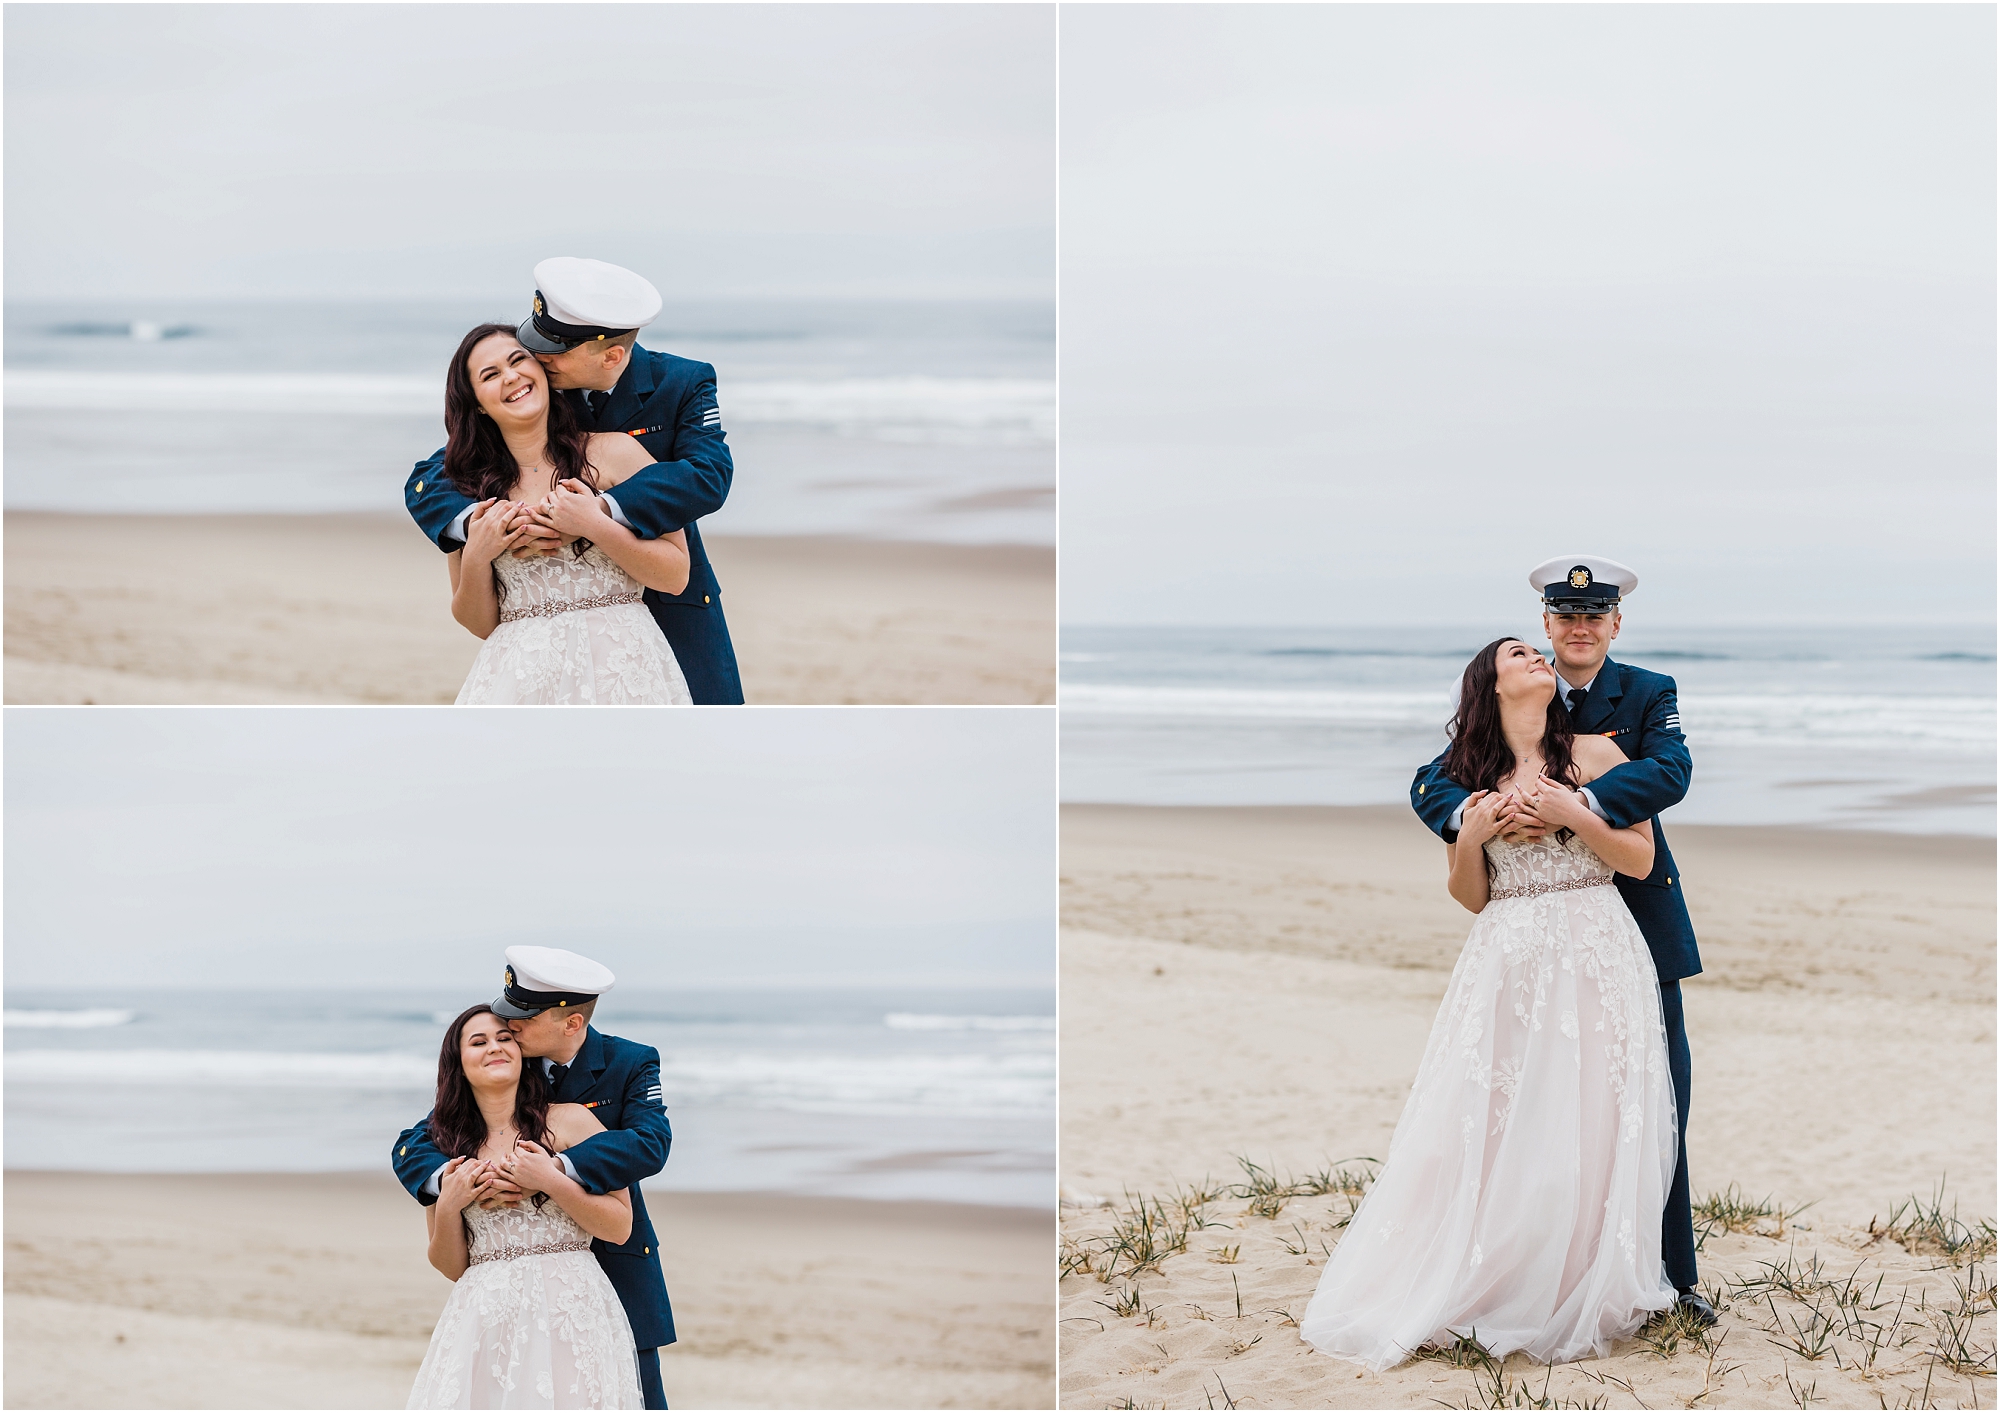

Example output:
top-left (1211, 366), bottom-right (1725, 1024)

top-left (1, 513), bottom-right (1055, 705)
top-left (2, 1172), bottom-right (1053, 1410)
top-left (1059, 804), bottom-right (1996, 1409)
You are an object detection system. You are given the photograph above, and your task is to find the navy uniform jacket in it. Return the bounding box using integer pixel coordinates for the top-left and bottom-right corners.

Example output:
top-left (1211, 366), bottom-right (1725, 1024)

top-left (392, 1027), bottom-right (677, 1349)
top-left (1410, 656), bottom-right (1703, 983)
top-left (405, 345), bottom-right (745, 704)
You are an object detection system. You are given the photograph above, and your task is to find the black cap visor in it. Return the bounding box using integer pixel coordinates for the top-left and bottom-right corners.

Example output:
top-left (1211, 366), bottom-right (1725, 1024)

top-left (516, 314), bottom-right (573, 356)
top-left (519, 291), bottom-right (634, 355)
top-left (492, 982), bottom-right (598, 1019)
top-left (1542, 596), bottom-right (1620, 616)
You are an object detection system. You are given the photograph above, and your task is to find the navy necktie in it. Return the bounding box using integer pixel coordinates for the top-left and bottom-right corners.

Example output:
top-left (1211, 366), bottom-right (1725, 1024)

top-left (547, 1062), bottom-right (568, 1095)
top-left (585, 391), bottom-right (610, 425)
top-left (1566, 688), bottom-right (1587, 716)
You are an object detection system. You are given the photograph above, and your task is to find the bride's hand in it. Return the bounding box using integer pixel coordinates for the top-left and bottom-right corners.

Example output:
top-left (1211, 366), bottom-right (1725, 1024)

top-left (501, 1139), bottom-right (569, 1197)
top-left (437, 1156), bottom-right (488, 1214)
top-left (1457, 790), bottom-right (1511, 848)
top-left (533, 479), bottom-right (609, 541)
top-left (462, 500), bottom-right (528, 568)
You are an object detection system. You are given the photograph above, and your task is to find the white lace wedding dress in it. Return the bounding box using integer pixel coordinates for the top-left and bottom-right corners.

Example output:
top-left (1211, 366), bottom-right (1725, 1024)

top-left (1299, 831), bottom-right (1679, 1370)
top-left (456, 545), bottom-right (692, 705)
top-left (408, 1196), bottom-right (642, 1410)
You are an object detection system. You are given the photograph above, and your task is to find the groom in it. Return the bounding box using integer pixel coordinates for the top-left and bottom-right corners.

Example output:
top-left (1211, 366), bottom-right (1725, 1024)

top-left (1409, 555), bottom-right (1717, 1328)
top-left (393, 947), bottom-right (677, 1409)
top-left (405, 256), bottom-right (745, 704)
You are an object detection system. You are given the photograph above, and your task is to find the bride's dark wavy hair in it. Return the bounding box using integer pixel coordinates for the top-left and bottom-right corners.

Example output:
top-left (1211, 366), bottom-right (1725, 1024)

top-left (426, 1004), bottom-right (554, 1206)
top-left (1442, 637), bottom-right (1579, 795)
top-left (441, 322), bottom-right (597, 558)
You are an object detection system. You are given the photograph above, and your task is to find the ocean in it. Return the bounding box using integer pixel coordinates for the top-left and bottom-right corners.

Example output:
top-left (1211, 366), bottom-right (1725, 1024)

top-left (2, 985), bottom-right (1056, 1209)
top-left (1061, 624), bottom-right (1996, 835)
top-left (1, 299), bottom-right (1056, 546)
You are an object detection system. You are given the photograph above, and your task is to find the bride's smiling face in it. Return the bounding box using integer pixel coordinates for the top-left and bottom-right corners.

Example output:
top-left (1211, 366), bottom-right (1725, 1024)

top-left (1492, 638), bottom-right (1557, 707)
top-left (466, 334), bottom-right (548, 426)
top-left (458, 1012), bottom-right (523, 1090)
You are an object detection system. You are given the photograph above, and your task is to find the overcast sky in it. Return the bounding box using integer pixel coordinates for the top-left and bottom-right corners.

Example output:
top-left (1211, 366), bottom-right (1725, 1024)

top-left (5, 4), bottom-right (1055, 302)
top-left (1061, 5), bottom-right (1995, 627)
top-left (5, 709), bottom-right (1055, 991)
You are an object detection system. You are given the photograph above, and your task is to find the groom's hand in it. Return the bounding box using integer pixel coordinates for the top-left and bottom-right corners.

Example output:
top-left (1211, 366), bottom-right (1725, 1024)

top-left (469, 1158), bottom-right (526, 1207)
top-left (1493, 789), bottom-right (1551, 842)
top-left (502, 500), bottom-right (564, 558)
top-left (533, 479), bottom-right (610, 541)
top-left (1525, 774), bottom-right (1593, 833)
top-left (501, 1140), bottom-right (569, 1197)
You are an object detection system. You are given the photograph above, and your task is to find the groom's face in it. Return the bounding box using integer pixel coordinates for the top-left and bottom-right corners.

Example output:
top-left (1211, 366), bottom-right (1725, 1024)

top-left (536, 342), bottom-right (624, 393)
top-left (509, 1006), bottom-right (583, 1058)
top-left (1544, 611), bottom-right (1620, 678)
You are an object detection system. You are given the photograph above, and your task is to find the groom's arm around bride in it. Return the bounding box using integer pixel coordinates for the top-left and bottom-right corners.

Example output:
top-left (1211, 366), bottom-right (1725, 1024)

top-left (391, 1035), bottom-right (673, 1216)
top-left (406, 257), bottom-right (746, 704)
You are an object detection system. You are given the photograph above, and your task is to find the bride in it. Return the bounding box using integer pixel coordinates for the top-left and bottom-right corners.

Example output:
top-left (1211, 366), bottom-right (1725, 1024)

top-left (1299, 637), bottom-right (1680, 1370)
top-left (443, 323), bottom-right (693, 705)
top-left (407, 1006), bottom-right (642, 1409)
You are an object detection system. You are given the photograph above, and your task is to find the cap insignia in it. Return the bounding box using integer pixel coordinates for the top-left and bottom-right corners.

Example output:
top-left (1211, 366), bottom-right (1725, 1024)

top-left (533, 297), bottom-right (544, 315)
top-left (1568, 567), bottom-right (1592, 589)
top-left (505, 966), bottom-right (514, 986)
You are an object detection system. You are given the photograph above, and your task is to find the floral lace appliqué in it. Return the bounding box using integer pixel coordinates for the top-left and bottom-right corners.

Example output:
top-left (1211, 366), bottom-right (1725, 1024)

top-left (406, 1195), bottom-right (643, 1409)
top-left (457, 546), bottom-right (694, 706)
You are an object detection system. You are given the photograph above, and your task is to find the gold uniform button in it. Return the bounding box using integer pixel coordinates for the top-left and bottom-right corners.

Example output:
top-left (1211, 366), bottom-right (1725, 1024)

top-left (1418, 785), bottom-right (1426, 795)
top-left (400, 1147), bottom-right (407, 1156)
top-left (414, 482), bottom-right (424, 494)
top-left (703, 595), bottom-right (711, 604)
top-left (643, 1247), bottom-right (650, 1254)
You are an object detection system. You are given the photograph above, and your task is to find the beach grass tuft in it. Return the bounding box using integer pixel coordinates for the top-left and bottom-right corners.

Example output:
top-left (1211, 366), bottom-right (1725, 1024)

top-left (1693, 1184), bottom-right (1815, 1247)
top-left (1414, 1330), bottom-right (1499, 1370)
top-left (1923, 1261), bottom-right (1997, 1377)
top-left (1225, 1154), bottom-right (1379, 1222)
top-left (1090, 1193), bottom-right (1196, 1280)
top-left (1636, 1298), bottom-right (1720, 1359)
top-left (1869, 1182), bottom-right (1998, 1266)
top-left (1099, 1284), bottom-right (1147, 1319)
top-left (1428, 1352), bottom-right (1610, 1410)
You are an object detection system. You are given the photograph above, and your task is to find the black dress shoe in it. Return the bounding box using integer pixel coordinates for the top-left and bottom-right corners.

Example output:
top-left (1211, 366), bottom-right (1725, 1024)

top-left (1676, 1287), bottom-right (1719, 1328)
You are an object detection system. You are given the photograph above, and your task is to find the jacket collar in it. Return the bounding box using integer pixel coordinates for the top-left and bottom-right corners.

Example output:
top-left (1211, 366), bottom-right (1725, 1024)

top-left (1565, 657), bottom-right (1625, 735)
top-left (599, 346), bottom-right (657, 430)
top-left (574, 1024), bottom-right (606, 1078)
top-left (545, 1025), bottom-right (605, 1099)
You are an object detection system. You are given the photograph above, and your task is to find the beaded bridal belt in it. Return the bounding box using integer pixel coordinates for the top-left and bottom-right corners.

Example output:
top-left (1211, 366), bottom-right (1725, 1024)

top-left (468, 1238), bottom-right (595, 1267)
top-left (1489, 875), bottom-right (1616, 901)
top-left (498, 591), bottom-right (645, 624)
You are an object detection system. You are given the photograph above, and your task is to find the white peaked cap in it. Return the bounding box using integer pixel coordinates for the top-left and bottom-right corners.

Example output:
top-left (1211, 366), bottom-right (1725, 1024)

top-left (505, 945), bottom-right (617, 997)
top-left (532, 256), bottom-right (662, 332)
top-left (1528, 555), bottom-right (1639, 597)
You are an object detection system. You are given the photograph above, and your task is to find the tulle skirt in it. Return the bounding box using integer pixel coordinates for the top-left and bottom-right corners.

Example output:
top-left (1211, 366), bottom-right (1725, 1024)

top-left (1299, 881), bottom-right (1679, 1370)
top-left (407, 1250), bottom-right (642, 1410)
top-left (456, 604), bottom-right (691, 706)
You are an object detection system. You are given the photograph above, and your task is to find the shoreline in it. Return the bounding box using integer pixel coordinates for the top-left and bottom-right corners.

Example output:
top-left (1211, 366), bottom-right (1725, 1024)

top-left (3, 1171), bottom-right (1055, 1410)
top-left (1055, 799), bottom-right (1999, 842)
top-left (3, 512), bottom-right (1056, 705)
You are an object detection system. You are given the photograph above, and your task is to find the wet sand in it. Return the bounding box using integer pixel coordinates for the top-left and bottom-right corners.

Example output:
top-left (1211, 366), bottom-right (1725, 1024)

top-left (3, 1172), bottom-right (1054, 1409)
top-left (2, 513), bottom-right (1055, 705)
